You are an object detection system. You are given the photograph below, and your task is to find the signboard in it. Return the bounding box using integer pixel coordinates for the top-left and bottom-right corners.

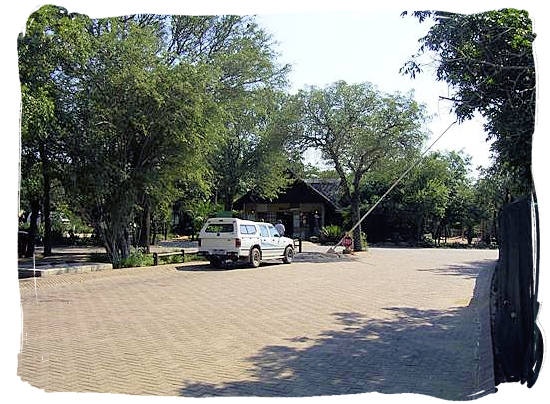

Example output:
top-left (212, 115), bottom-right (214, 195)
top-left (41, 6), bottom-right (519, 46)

top-left (343, 236), bottom-right (353, 248)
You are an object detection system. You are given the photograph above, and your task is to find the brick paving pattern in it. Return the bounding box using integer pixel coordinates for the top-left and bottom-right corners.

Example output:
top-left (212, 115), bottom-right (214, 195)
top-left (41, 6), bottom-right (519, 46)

top-left (18, 248), bottom-right (497, 399)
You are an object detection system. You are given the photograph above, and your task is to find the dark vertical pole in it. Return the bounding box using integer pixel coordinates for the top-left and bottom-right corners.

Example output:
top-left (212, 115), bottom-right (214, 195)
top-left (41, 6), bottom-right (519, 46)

top-left (25, 199), bottom-right (40, 257)
top-left (39, 142), bottom-right (52, 256)
top-left (138, 197), bottom-right (151, 254)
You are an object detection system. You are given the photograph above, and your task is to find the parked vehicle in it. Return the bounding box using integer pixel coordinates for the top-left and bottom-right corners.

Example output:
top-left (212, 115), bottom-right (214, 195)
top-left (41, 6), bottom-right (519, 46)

top-left (198, 218), bottom-right (295, 268)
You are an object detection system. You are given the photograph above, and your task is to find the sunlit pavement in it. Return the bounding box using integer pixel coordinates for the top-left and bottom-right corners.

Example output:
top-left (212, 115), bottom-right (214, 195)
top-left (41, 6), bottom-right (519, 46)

top-left (18, 247), bottom-right (497, 399)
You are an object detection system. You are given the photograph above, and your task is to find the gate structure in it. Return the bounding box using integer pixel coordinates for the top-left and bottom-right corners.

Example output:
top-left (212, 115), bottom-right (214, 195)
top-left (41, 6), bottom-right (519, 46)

top-left (491, 194), bottom-right (543, 387)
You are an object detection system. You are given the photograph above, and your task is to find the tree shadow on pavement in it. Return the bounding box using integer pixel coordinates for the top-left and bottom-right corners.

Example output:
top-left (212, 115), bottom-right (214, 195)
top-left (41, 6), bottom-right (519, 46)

top-left (416, 259), bottom-right (496, 279)
top-left (175, 261), bottom-right (283, 272)
top-left (293, 252), bottom-right (357, 263)
top-left (179, 260), bottom-right (497, 399)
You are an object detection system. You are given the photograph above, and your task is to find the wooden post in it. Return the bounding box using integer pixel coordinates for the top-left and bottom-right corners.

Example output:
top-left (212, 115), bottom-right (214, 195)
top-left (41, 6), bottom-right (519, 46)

top-left (153, 252), bottom-right (158, 266)
top-left (293, 238), bottom-right (303, 253)
top-left (181, 249), bottom-right (185, 262)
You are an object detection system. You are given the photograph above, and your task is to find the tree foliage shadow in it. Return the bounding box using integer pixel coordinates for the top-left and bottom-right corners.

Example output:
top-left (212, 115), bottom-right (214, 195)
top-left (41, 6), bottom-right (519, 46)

top-left (179, 259), bottom-right (496, 399)
top-left (416, 259), bottom-right (496, 279)
top-left (175, 261), bottom-right (283, 272)
top-left (293, 252), bottom-right (357, 263)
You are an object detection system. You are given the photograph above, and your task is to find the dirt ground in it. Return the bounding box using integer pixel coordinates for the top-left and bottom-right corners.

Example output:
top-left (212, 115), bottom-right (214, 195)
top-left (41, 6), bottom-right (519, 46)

top-left (18, 247), bottom-right (498, 399)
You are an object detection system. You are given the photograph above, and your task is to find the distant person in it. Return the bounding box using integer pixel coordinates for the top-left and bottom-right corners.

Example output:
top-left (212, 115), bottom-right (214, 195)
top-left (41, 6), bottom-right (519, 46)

top-left (275, 220), bottom-right (285, 236)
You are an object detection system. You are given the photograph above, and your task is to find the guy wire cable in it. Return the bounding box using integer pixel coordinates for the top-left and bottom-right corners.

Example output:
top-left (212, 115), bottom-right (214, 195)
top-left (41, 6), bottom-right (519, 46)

top-left (327, 120), bottom-right (458, 254)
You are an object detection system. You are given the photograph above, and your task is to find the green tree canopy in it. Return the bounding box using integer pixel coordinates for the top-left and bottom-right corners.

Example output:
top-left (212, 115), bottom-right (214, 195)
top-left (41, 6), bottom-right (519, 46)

top-left (65, 18), bottom-right (220, 265)
top-left (402, 9), bottom-right (535, 196)
top-left (361, 150), bottom-right (477, 244)
top-left (18, 7), bottom-right (294, 265)
top-left (211, 89), bottom-right (298, 210)
top-left (18, 5), bottom-right (93, 255)
top-left (295, 81), bottom-right (428, 250)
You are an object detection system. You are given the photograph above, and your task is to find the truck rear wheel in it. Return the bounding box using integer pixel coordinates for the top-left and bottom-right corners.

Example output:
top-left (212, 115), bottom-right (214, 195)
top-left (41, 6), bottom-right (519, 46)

top-left (250, 248), bottom-right (261, 268)
top-left (209, 257), bottom-right (221, 268)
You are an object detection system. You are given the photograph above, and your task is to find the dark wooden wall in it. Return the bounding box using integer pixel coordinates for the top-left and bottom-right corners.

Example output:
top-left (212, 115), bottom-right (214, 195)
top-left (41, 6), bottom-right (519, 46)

top-left (491, 195), bottom-right (543, 387)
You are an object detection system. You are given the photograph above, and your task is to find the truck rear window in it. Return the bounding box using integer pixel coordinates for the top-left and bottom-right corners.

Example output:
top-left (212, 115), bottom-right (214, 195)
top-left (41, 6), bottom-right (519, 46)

top-left (205, 223), bottom-right (234, 233)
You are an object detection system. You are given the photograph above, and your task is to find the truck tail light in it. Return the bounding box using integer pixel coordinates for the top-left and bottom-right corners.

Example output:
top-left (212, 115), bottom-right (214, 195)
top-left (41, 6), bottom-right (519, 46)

top-left (235, 238), bottom-right (241, 248)
top-left (198, 238), bottom-right (201, 247)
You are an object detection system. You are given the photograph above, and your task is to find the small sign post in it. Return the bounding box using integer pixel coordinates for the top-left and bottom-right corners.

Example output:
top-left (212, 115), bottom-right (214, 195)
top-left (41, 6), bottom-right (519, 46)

top-left (342, 235), bottom-right (353, 253)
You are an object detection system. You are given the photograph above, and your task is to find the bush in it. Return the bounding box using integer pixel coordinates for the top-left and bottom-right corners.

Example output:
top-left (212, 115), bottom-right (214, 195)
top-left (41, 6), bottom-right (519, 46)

top-left (360, 232), bottom-right (368, 250)
top-left (158, 252), bottom-right (205, 264)
top-left (106, 249), bottom-right (206, 268)
top-left (474, 241), bottom-right (498, 249)
top-left (320, 225), bottom-right (343, 243)
top-left (160, 253), bottom-right (185, 265)
top-left (119, 249), bottom-right (154, 268)
top-left (417, 236), bottom-right (436, 248)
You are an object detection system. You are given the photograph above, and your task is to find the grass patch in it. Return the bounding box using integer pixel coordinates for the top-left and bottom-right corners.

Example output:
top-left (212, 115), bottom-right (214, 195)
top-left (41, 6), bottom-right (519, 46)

top-left (158, 252), bottom-right (205, 265)
top-left (120, 249), bottom-right (154, 268)
top-left (90, 249), bottom-right (207, 268)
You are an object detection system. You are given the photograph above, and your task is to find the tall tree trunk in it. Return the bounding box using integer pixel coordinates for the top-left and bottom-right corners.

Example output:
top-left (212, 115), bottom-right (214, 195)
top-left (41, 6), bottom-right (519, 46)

top-left (39, 142), bottom-right (52, 256)
top-left (25, 198), bottom-right (40, 258)
top-left (415, 215), bottom-right (424, 244)
top-left (150, 215), bottom-right (157, 246)
top-left (122, 228), bottom-right (131, 258)
top-left (351, 194), bottom-right (363, 251)
top-left (466, 224), bottom-right (474, 245)
top-left (224, 192), bottom-right (234, 212)
top-left (138, 198), bottom-right (151, 254)
top-left (98, 221), bottom-right (132, 268)
top-left (491, 210), bottom-right (498, 244)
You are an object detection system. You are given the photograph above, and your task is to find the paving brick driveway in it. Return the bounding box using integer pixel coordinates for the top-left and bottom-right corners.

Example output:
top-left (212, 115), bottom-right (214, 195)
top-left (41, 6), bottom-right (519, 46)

top-left (18, 248), bottom-right (498, 399)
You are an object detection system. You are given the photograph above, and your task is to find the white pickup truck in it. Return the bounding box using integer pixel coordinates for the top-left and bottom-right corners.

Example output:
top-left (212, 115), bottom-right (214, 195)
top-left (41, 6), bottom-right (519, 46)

top-left (197, 218), bottom-right (295, 268)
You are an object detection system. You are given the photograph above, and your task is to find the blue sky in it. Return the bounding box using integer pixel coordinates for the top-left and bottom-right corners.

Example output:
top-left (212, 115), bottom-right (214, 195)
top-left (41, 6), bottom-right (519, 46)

top-left (255, 11), bottom-right (493, 174)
